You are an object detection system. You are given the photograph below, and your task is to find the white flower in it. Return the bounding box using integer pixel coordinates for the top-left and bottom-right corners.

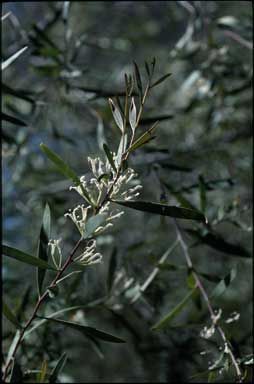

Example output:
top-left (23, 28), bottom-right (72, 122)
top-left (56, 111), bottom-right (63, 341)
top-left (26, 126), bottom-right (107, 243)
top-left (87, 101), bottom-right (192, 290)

top-left (48, 238), bottom-right (63, 269)
top-left (64, 205), bottom-right (91, 235)
top-left (74, 239), bottom-right (102, 266)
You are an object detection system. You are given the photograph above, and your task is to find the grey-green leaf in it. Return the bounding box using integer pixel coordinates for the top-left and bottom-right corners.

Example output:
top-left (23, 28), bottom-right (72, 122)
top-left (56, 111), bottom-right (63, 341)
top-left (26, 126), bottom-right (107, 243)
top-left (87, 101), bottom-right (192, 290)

top-left (125, 121), bottom-right (158, 153)
top-left (3, 300), bottom-right (22, 329)
top-left (83, 214), bottom-right (106, 239)
top-left (151, 288), bottom-right (198, 330)
top-left (40, 143), bottom-right (91, 203)
top-left (49, 353), bottom-right (67, 383)
top-left (149, 73), bottom-right (172, 89)
top-left (2, 112), bottom-right (27, 127)
top-left (3, 245), bottom-right (56, 270)
top-left (2, 46), bottom-right (28, 71)
top-left (103, 143), bottom-right (117, 172)
top-left (112, 200), bottom-right (207, 223)
top-left (108, 98), bottom-right (124, 132)
top-left (211, 268), bottom-right (237, 299)
top-left (10, 359), bottom-right (23, 383)
top-left (129, 97), bottom-right (137, 133)
top-left (133, 61), bottom-right (143, 97)
top-left (38, 316), bottom-right (126, 343)
top-left (37, 203), bottom-right (51, 297)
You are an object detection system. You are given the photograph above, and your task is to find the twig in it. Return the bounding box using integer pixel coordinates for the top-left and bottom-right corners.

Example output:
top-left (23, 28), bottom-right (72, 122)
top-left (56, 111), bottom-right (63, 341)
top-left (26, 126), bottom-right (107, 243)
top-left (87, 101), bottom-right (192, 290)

top-left (2, 237), bottom-right (83, 381)
top-left (174, 220), bottom-right (243, 382)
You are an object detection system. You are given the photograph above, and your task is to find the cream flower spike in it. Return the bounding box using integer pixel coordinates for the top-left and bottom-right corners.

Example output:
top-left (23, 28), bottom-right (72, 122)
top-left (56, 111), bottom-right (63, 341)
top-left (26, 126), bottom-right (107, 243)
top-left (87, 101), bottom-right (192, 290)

top-left (74, 239), bottom-right (102, 266)
top-left (64, 204), bottom-right (91, 235)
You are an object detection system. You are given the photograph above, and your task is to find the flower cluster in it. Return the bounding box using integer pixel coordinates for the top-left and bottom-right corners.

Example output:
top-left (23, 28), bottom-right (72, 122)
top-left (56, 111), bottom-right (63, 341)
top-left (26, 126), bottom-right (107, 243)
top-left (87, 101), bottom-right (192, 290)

top-left (73, 239), bottom-right (102, 266)
top-left (69, 156), bottom-right (142, 207)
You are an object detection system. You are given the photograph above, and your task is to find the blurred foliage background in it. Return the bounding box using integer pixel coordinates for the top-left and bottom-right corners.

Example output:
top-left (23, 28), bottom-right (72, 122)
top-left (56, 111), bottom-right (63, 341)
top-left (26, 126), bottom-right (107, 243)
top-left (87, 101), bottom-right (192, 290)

top-left (2, 1), bottom-right (253, 382)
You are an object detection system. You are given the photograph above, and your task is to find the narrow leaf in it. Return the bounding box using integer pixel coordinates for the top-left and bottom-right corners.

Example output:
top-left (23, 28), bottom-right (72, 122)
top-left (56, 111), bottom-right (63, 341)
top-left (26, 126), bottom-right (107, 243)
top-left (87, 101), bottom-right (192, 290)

top-left (40, 143), bottom-right (91, 203)
top-left (199, 175), bottom-right (207, 213)
top-left (3, 300), bottom-right (22, 329)
top-left (185, 229), bottom-right (250, 258)
top-left (108, 98), bottom-right (124, 132)
top-left (38, 316), bottom-right (126, 343)
top-left (3, 245), bottom-right (56, 270)
top-left (107, 248), bottom-right (117, 293)
top-left (211, 268), bottom-right (237, 299)
top-left (1, 112), bottom-right (27, 127)
top-left (126, 121), bottom-right (158, 153)
top-left (116, 133), bottom-right (128, 167)
top-left (103, 143), bottom-right (117, 172)
top-left (112, 200), bottom-right (207, 223)
top-left (129, 97), bottom-right (137, 133)
top-left (10, 359), bottom-right (23, 383)
top-left (84, 214), bottom-right (106, 239)
top-left (149, 73), bottom-right (171, 89)
top-left (151, 288), bottom-right (198, 330)
top-left (38, 360), bottom-right (48, 383)
top-left (133, 61), bottom-right (143, 97)
top-left (2, 46), bottom-right (28, 71)
top-left (49, 353), bottom-right (67, 383)
top-left (37, 203), bottom-right (51, 297)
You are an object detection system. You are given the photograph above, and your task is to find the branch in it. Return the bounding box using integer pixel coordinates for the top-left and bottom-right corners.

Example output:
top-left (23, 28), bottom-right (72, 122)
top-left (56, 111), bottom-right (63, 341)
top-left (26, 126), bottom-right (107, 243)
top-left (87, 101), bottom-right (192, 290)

top-left (174, 220), bottom-right (243, 382)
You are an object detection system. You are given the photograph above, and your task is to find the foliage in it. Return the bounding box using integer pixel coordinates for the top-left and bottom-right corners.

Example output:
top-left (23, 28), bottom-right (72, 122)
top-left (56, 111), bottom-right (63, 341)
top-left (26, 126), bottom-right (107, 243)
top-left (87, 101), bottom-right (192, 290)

top-left (2, 2), bottom-right (252, 383)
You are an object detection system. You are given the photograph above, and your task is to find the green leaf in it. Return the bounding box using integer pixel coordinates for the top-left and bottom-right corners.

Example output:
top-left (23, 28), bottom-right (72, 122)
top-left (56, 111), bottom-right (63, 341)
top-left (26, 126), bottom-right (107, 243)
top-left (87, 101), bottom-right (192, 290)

top-left (116, 133), bottom-right (128, 167)
top-left (107, 248), bottom-right (117, 294)
top-left (185, 229), bottom-right (250, 258)
top-left (125, 121), bottom-right (158, 153)
top-left (3, 300), bottom-right (22, 329)
top-left (149, 73), bottom-right (171, 89)
top-left (1, 46), bottom-right (28, 71)
top-left (37, 316), bottom-right (126, 343)
top-left (112, 200), bottom-right (207, 223)
top-left (133, 61), bottom-right (143, 97)
top-left (103, 143), bottom-right (117, 172)
top-left (211, 268), bottom-right (237, 299)
top-left (16, 285), bottom-right (32, 322)
top-left (199, 175), bottom-right (207, 214)
top-left (1, 112), bottom-right (27, 126)
top-left (83, 214), bottom-right (106, 239)
top-left (37, 203), bottom-right (51, 297)
top-left (161, 180), bottom-right (196, 210)
top-left (49, 353), bottom-right (67, 383)
top-left (3, 245), bottom-right (56, 270)
top-left (10, 359), bottom-right (23, 383)
top-left (139, 114), bottom-right (174, 125)
top-left (151, 288), bottom-right (198, 330)
top-left (129, 97), bottom-right (137, 133)
top-left (40, 143), bottom-right (91, 204)
top-left (38, 360), bottom-right (48, 383)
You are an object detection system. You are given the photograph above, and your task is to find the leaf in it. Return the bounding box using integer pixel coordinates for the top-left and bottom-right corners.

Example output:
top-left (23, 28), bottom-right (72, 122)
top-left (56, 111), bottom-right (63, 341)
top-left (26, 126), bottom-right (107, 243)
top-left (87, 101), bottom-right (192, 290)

top-left (129, 97), bottom-right (137, 133)
top-left (40, 143), bottom-right (91, 204)
top-left (1, 112), bottom-right (27, 126)
top-left (133, 61), bottom-right (143, 97)
top-left (185, 229), bottom-right (250, 258)
top-left (83, 214), bottom-right (106, 239)
top-left (161, 180), bottom-right (196, 210)
top-left (38, 316), bottom-right (126, 343)
top-left (3, 245), bottom-right (56, 270)
top-left (125, 121), bottom-right (159, 153)
top-left (151, 288), bottom-right (198, 330)
top-left (211, 268), bottom-right (237, 299)
top-left (112, 200), bottom-right (207, 223)
top-left (116, 133), bottom-right (128, 167)
top-left (2, 83), bottom-right (35, 103)
top-left (199, 175), bottom-right (207, 213)
top-left (107, 248), bottom-right (117, 294)
top-left (139, 114), bottom-right (174, 125)
top-left (37, 204), bottom-right (51, 297)
top-left (1, 46), bottom-right (28, 71)
top-left (49, 353), bottom-right (67, 383)
top-left (3, 300), bottom-right (22, 329)
top-left (149, 73), bottom-right (172, 89)
top-left (10, 359), bottom-right (23, 383)
top-left (38, 360), bottom-right (48, 383)
top-left (16, 285), bottom-right (32, 322)
top-left (103, 143), bottom-right (117, 172)
top-left (108, 98), bottom-right (124, 132)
